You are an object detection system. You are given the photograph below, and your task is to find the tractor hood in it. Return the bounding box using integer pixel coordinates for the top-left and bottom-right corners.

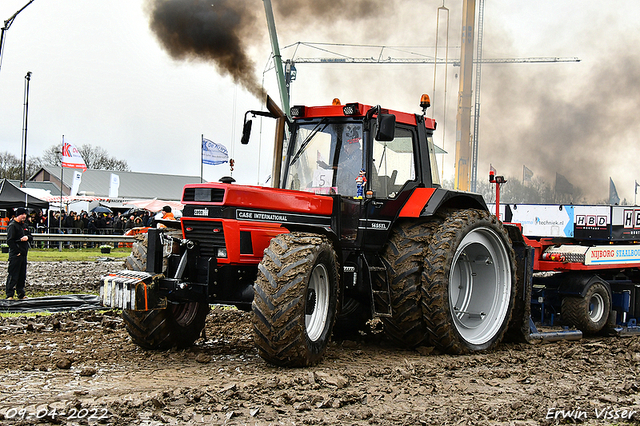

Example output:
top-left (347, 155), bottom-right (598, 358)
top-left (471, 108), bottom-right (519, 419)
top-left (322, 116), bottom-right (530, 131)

top-left (182, 183), bottom-right (334, 217)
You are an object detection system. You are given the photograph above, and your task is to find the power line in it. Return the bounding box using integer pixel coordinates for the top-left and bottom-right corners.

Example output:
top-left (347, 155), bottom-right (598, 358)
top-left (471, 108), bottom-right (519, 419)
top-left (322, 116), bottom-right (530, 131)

top-left (281, 41), bottom-right (579, 66)
top-left (0, 0), bottom-right (35, 74)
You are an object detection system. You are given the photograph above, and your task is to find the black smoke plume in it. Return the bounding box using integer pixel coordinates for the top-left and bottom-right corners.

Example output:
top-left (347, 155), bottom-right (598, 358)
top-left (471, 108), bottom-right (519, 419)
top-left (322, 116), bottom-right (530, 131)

top-left (145, 0), bottom-right (390, 100)
top-left (146, 0), bottom-right (265, 99)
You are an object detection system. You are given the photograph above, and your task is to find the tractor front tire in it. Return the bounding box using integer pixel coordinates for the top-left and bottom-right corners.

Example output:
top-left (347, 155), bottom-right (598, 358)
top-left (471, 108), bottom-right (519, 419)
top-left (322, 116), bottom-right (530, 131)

top-left (123, 302), bottom-right (209, 349)
top-left (252, 232), bottom-right (339, 367)
top-left (422, 209), bottom-right (516, 354)
top-left (122, 229), bottom-right (208, 350)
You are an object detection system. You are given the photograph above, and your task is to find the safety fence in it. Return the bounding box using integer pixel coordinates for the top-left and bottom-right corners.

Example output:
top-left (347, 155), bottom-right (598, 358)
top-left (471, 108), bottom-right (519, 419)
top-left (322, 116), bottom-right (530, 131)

top-left (0, 233), bottom-right (136, 249)
top-left (0, 226), bottom-right (130, 235)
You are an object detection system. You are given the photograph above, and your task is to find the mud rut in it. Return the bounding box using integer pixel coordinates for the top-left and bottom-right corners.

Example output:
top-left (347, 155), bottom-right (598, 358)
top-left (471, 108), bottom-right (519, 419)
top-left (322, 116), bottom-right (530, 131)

top-left (1, 261), bottom-right (640, 425)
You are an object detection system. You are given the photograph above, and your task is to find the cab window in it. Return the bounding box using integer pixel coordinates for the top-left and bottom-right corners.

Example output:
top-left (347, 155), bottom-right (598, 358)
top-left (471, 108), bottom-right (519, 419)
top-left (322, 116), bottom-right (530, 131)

top-left (371, 127), bottom-right (416, 198)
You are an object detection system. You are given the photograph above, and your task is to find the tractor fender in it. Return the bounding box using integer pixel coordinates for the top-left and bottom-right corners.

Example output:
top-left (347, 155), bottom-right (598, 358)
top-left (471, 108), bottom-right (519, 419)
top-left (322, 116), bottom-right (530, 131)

top-left (398, 188), bottom-right (487, 219)
top-left (557, 273), bottom-right (612, 299)
top-left (281, 223), bottom-right (340, 251)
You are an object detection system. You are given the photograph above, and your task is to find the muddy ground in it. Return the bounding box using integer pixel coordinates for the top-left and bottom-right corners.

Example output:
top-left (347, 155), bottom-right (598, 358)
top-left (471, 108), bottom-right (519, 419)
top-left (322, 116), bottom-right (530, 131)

top-left (1, 261), bottom-right (640, 425)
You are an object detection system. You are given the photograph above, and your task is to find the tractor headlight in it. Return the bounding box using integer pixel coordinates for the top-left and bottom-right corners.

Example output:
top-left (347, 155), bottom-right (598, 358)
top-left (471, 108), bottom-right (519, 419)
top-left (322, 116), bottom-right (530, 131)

top-left (343, 103), bottom-right (360, 115)
top-left (290, 105), bottom-right (306, 117)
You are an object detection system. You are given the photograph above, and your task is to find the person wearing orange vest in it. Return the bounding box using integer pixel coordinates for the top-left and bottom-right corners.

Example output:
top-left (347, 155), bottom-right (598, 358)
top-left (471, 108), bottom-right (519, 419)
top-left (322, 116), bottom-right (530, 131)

top-left (161, 206), bottom-right (175, 221)
top-left (157, 206), bottom-right (176, 229)
top-left (0, 215), bottom-right (9, 232)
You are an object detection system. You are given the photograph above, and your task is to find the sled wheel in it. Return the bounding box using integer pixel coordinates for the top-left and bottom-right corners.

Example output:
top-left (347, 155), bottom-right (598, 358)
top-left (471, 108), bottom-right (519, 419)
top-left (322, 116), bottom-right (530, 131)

top-left (561, 282), bottom-right (610, 335)
top-left (123, 302), bottom-right (209, 349)
top-left (252, 232), bottom-right (339, 367)
top-left (422, 209), bottom-right (516, 354)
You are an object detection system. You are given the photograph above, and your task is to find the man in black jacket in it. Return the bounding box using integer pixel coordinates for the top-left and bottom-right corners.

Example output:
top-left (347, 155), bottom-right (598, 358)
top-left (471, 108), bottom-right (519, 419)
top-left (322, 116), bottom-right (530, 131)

top-left (6, 207), bottom-right (33, 300)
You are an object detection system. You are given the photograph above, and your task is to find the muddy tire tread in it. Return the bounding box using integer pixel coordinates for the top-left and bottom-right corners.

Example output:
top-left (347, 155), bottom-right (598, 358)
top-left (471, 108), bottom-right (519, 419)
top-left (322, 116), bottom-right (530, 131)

top-left (125, 234), bottom-right (148, 271)
top-left (252, 232), bottom-right (339, 367)
top-left (381, 220), bottom-right (439, 347)
top-left (561, 282), bottom-right (610, 335)
top-left (123, 303), bottom-right (209, 349)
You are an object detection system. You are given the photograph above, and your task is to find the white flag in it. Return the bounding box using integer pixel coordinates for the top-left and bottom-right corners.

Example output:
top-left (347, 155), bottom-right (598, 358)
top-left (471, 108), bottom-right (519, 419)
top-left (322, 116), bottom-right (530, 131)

top-left (70, 170), bottom-right (83, 197)
top-left (109, 173), bottom-right (120, 198)
top-left (609, 177), bottom-right (620, 205)
top-left (202, 138), bottom-right (229, 165)
top-left (61, 140), bottom-right (87, 171)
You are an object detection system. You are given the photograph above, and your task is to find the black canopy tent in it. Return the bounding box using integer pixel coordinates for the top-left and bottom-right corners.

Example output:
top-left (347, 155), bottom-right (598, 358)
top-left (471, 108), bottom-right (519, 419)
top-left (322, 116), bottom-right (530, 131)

top-left (0, 179), bottom-right (49, 209)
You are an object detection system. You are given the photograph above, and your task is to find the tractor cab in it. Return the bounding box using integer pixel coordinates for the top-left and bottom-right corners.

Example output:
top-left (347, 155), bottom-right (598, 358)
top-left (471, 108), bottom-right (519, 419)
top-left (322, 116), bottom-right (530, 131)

top-left (281, 98), bottom-right (441, 201)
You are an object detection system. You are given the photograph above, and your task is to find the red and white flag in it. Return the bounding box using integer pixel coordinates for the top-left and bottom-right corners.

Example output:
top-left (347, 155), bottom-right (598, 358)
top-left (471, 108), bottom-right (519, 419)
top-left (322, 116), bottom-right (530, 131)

top-left (61, 141), bottom-right (87, 171)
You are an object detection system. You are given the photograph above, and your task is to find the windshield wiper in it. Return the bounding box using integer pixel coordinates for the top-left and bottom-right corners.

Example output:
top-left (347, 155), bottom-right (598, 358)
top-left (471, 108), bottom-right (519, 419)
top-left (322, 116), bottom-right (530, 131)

top-left (289, 118), bottom-right (329, 167)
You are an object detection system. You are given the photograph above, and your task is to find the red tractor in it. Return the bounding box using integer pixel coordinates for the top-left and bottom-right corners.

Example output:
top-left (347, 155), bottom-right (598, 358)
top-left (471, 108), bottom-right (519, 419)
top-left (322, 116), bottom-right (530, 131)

top-left (101, 95), bottom-right (524, 366)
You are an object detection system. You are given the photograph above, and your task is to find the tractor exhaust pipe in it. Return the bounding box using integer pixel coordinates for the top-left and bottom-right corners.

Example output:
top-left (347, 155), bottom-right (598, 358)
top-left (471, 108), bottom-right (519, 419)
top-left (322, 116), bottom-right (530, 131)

top-left (266, 95), bottom-right (285, 119)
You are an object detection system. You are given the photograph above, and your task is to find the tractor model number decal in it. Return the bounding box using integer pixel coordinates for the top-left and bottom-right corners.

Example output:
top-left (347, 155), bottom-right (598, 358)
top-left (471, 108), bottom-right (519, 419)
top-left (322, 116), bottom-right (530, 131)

top-left (358, 219), bottom-right (391, 231)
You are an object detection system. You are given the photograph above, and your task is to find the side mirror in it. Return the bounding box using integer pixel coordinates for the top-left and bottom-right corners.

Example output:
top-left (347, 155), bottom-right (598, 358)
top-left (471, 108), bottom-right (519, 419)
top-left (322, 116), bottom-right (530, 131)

top-left (375, 114), bottom-right (396, 141)
top-left (241, 120), bottom-right (253, 145)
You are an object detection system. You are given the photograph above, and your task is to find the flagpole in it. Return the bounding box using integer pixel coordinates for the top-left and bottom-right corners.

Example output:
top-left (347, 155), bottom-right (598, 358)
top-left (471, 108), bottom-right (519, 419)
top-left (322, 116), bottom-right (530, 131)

top-left (200, 134), bottom-right (203, 183)
top-left (59, 135), bottom-right (64, 252)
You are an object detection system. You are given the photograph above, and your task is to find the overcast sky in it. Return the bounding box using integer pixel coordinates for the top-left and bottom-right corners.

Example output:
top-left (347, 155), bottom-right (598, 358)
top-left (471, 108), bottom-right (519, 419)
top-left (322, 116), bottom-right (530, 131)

top-left (1, 0), bottom-right (639, 203)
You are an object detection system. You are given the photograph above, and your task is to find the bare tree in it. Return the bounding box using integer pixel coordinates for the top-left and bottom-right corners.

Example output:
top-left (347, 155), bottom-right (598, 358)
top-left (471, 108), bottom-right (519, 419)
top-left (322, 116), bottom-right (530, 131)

top-left (0, 151), bottom-right (42, 180)
top-left (0, 151), bottom-right (21, 179)
top-left (40, 143), bottom-right (130, 171)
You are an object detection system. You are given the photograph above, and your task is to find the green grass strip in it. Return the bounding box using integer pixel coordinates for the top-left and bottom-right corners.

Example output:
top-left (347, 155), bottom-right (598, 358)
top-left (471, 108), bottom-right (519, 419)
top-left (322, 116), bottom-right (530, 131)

top-left (0, 248), bottom-right (131, 262)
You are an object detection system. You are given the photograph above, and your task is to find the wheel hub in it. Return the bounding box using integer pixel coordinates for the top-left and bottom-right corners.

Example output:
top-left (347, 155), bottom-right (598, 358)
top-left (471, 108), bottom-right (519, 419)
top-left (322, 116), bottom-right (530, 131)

top-left (305, 263), bottom-right (330, 342)
top-left (589, 293), bottom-right (605, 322)
top-left (306, 289), bottom-right (317, 315)
top-left (449, 226), bottom-right (511, 346)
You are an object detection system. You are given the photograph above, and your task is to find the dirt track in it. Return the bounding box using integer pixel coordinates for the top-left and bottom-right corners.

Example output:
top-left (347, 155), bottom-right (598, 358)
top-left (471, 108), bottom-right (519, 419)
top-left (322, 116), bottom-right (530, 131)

top-left (1, 261), bottom-right (640, 425)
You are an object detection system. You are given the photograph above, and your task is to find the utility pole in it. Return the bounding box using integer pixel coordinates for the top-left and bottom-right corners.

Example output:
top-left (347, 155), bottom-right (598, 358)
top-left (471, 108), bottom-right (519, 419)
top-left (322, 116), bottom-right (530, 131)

top-left (262, 0), bottom-right (289, 116)
top-left (0, 0), bottom-right (35, 74)
top-left (21, 71), bottom-right (31, 187)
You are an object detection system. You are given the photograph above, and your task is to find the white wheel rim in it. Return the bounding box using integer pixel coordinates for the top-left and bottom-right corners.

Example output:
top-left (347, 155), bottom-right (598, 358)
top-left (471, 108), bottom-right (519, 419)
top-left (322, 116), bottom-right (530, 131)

top-left (589, 292), bottom-right (605, 323)
top-left (449, 227), bottom-right (511, 346)
top-left (306, 263), bottom-right (330, 342)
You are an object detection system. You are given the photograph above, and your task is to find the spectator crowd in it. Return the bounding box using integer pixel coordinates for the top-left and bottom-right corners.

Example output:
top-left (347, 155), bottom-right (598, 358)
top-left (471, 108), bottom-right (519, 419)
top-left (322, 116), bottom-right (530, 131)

top-left (1, 208), bottom-right (156, 236)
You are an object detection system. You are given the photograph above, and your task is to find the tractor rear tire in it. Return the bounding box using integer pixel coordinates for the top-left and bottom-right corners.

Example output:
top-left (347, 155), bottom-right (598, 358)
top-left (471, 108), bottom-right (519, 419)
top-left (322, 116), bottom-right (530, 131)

top-left (122, 229), bottom-right (208, 350)
top-left (561, 282), bottom-right (610, 335)
top-left (381, 221), bottom-right (438, 348)
top-left (252, 232), bottom-right (339, 367)
top-left (422, 209), bottom-right (516, 354)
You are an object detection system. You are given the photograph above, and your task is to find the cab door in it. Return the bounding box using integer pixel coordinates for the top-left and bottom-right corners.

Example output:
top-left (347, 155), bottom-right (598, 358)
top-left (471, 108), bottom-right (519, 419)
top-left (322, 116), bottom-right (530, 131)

top-left (363, 125), bottom-right (421, 250)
